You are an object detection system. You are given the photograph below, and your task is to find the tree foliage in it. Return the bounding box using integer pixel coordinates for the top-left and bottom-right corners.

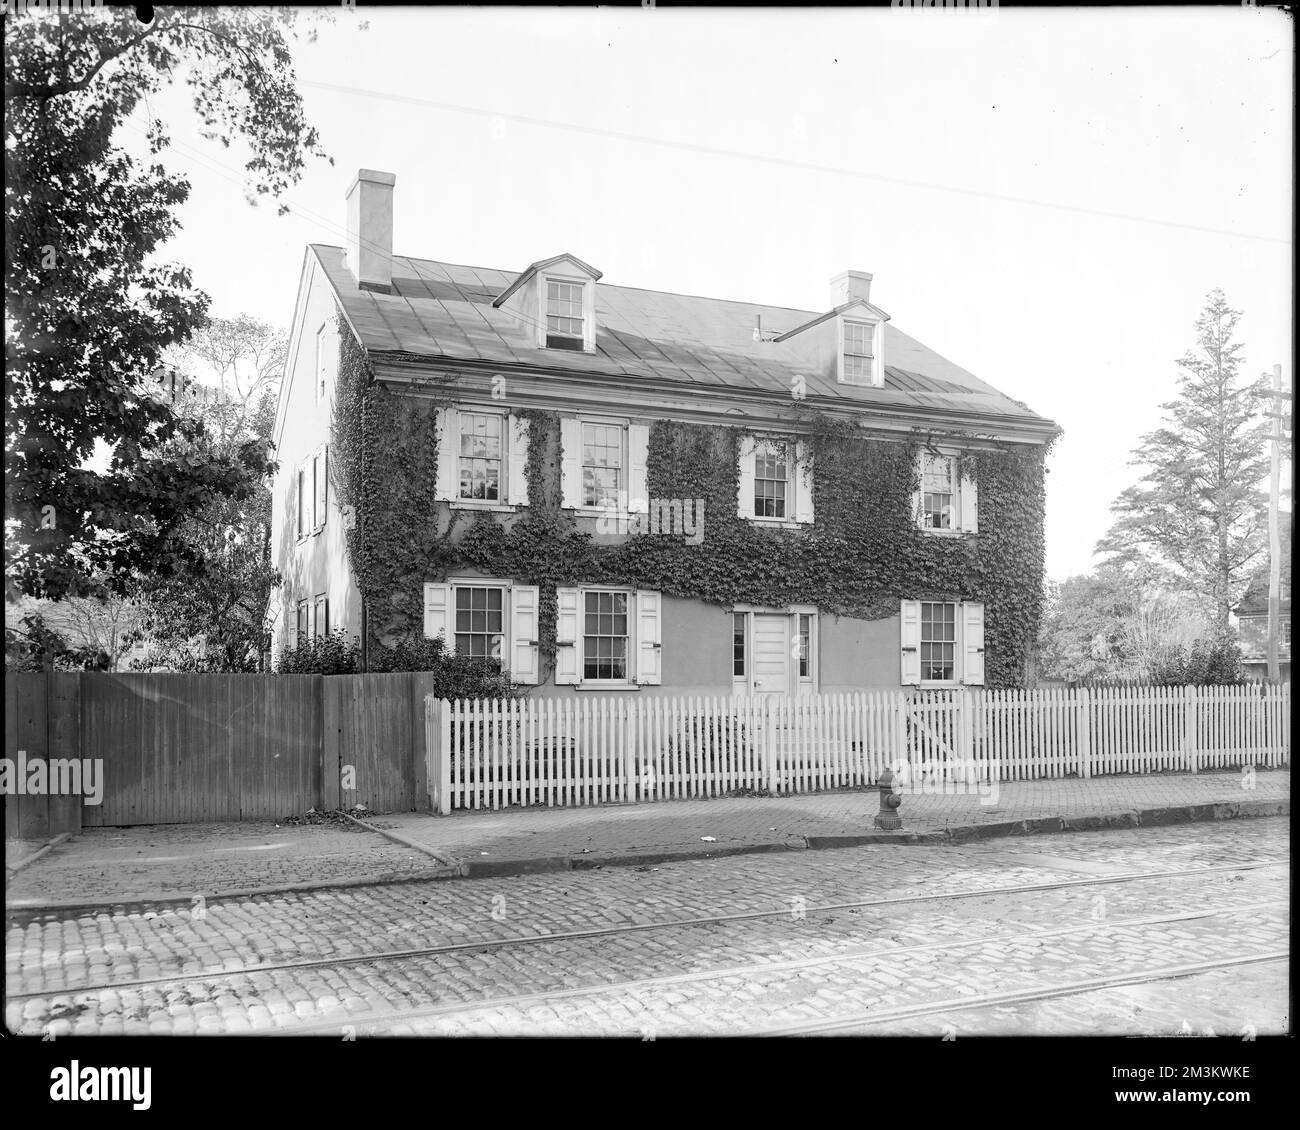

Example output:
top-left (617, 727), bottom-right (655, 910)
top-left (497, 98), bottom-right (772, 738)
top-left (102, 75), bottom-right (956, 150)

top-left (5, 7), bottom-right (329, 600)
top-left (1096, 290), bottom-right (1269, 632)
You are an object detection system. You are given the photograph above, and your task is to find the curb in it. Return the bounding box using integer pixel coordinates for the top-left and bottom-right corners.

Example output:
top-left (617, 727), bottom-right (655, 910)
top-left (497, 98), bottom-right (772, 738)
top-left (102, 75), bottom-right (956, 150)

top-left (5, 832), bottom-right (72, 876)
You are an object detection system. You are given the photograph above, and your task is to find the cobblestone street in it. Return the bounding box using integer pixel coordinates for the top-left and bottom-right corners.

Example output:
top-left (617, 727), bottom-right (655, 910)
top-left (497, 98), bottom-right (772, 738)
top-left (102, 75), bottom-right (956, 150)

top-left (6, 818), bottom-right (1287, 1037)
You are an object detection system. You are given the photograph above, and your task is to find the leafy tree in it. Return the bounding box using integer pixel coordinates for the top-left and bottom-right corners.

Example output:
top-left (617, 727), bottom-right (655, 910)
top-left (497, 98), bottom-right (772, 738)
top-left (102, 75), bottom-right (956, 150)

top-left (1096, 290), bottom-right (1270, 633)
top-left (5, 7), bottom-right (331, 601)
top-left (127, 365), bottom-right (281, 672)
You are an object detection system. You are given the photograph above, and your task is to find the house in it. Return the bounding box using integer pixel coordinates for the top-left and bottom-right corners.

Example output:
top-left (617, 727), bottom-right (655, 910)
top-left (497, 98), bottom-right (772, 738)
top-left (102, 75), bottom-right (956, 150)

top-left (1233, 515), bottom-right (1291, 680)
top-left (271, 169), bottom-right (1060, 697)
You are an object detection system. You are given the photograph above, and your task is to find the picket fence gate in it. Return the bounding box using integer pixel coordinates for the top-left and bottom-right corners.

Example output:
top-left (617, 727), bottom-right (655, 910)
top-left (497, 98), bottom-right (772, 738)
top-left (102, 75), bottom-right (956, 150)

top-left (425, 683), bottom-right (1291, 814)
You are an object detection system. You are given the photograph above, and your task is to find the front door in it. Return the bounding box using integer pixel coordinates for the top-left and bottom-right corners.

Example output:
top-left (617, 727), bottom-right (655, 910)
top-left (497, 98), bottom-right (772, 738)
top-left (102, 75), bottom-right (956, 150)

top-left (750, 613), bottom-right (791, 698)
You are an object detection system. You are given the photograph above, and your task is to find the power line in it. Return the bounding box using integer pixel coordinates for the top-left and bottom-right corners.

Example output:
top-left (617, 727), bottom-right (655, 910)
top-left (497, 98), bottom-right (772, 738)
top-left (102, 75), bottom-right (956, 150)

top-left (300, 78), bottom-right (1289, 247)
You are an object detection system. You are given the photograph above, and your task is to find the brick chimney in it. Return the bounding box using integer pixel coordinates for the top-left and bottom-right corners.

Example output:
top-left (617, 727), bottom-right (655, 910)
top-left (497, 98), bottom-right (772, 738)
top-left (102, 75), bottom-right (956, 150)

top-left (829, 270), bottom-right (872, 308)
top-left (345, 169), bottom-right (395, 293)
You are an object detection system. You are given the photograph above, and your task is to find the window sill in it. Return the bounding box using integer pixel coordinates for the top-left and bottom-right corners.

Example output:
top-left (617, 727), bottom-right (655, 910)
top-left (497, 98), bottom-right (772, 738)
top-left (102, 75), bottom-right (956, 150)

top-left (573, 682), bottom-right (642, 692)
top-left (745, 517), bottom-right (807, 531)
top-left (918, 528), bottom-right (974, 538)
top-left (449, 501), bottom-right (518, 514)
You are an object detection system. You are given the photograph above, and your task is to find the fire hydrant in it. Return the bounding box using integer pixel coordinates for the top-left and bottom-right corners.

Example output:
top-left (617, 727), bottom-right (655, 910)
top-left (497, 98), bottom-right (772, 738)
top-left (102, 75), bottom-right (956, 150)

top-left (874, 767), bottom-right (903, 830)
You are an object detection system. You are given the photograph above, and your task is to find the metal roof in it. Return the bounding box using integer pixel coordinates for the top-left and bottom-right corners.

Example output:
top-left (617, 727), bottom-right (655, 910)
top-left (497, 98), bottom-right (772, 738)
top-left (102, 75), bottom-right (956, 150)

top-left (314, 245), bottom-right (1053, 426)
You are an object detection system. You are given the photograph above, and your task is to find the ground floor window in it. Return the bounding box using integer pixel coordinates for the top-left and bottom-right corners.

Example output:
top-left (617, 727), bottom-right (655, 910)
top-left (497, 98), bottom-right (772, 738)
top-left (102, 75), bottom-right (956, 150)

top-left (901, 599), bottom-right (984, 686)
top-left (921, 602), bottom-right (956, 681)
top-left (583, 590), bottom-right (629, 681)
top-left (454, 585), bottom-right (504, 665)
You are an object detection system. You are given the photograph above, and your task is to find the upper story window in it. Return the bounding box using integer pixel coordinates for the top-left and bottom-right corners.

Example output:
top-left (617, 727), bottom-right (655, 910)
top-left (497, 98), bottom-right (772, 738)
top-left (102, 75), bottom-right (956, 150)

top-left (843, 320), bottom-right (874, 383)
top-left (754, 440), bottom-right (790, 519)
top-left (737, 434), bottom-right (814, 525)
top-left (458, 412), bottom-right (505, 502)
top-left (545, 278), bottom-right (586, 351)
top-left (916, 449), bottom-right (978, 534)
top-left (435, 408), bottom-right (530, 508)
top-left (582, 422), bottom-right (625, 508)
top-left (297, 446), bottom-right (328, 539)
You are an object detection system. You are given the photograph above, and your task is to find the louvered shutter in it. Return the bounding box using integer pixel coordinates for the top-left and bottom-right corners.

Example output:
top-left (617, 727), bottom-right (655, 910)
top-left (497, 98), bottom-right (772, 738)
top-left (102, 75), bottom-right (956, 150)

top-left (736, 434), bottom-right (756, 519)
top-left (628, 424), bottom-right (649, 513)
top-left (794, 440), bottom-right (814, 524)
top-left (423, 583), bottom-right (451, 642)
top-left (434, 407), bottom-right (459, 502)
top-left (509, 584), bottom-right (540, 685)
top-left (555, 587), bottom-right (581, 684)
top-left (507, 414), bottom-right (530, 506)
top-left (900, 599), bottom-right (922, 686)
top-left (560, 417), bottom-right (582, 509)
top-left (635, 590), bottom-right (662, 685)
top-left (962, 602), bottom-right (985, 686)
top-left (960, 460), bottom-right (979, 533)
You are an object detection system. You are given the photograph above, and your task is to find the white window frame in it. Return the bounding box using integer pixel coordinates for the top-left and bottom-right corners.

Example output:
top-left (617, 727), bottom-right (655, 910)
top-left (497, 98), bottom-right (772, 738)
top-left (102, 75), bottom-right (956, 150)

top-left (435, 407), bottom-right (530, 511)
top-left (837, 316), bottom-right (883, 386)
top-left (554, 586), bottom-right (661, 688)
top-left (422, 578), bottom-right (541, 684)
top-left (580, 419), bottom-right (628, 510)
top-left (901, 599), bottom-right (985, 687)
top-left (737, 434), bottom-right (814, 527)
top-left (540, 273), bottom-right (596, 353)
top-left (915, 448), bottom-right (978, 535)
top-left (315, 322), bottom-right (329, 404)
top-left (578, 586), bottom-right (635, 686)
top-left (560, 415), bottom-right (648, 516)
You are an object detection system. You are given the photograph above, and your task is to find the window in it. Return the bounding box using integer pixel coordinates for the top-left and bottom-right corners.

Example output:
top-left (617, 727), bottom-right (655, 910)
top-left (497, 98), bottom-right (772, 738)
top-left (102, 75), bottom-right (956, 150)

top-left (797, 613), bottom-right (812, 678)
top-left (295, 600), bottom-right (309, 646)
top-left (454, 586), bottom-right (504, 665)
top-left (1282, 619), bottom-right (1292, 650)
top-left (546, 279), bottom-right (585, 350)
top-left (583, 590), bottom-right (629, 681)
top-left (737, 435), bottom-right (813, 525)
top-left (458, 412), bottom-right (504, 501)
top-left (754, 440), bottom-right (790, 519)
top-left (316, 323), bottom-right (328, 403)
top-left (296, 467), bottom-right (307, 537)
top-left (901, 599), bottom-right (983, 686)
top-left (733, 613), bottom-right (747, 677)
top-left (843, 320), bottom-right (873, 383)
top-left (921, 453), bottom-right (955, 530)
top-left (582, 422), bottom-right (624, 508)
top-left (921, 602), bottom-right (956, 681)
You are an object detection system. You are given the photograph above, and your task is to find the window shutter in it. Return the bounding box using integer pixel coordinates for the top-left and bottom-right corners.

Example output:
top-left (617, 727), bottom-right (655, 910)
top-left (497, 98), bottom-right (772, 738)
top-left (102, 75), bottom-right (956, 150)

top-left (315, 447), bottom-right (328, 529)
top-left (423, 582), bottom-right (451, 642)
top-left (506, 414), bottom-right (530, 507)
top-left (736, 434), bottom-right (756, 519)
top-left (555, 587), bottom-right (581, 684)
top-left (960, 460), bottom-right (979, 533)
top-left (434, 407), bottom-right (459, 502)
top-left (628, 423), bottom-right (650, 513)
top-left (509, 584), bottom-right (540, 685)
top-left (962, 601), bottom-right (985, 686)
top-left (635, 589), bottom-right (663, 685)
top-left (794, 440), bottom-right (814, 524)
top-left (900, 599), bottom-right (922, 686)
top-left (559, 417), bottom-right (582, 508)
top-left (324, 597), bottom-right (330, 637)
top-left (296, 466), bottom-right (305, 537)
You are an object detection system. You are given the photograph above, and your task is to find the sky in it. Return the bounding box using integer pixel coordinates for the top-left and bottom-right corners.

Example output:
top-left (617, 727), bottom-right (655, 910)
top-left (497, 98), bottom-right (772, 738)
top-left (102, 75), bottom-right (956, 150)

top-left (119, 5), bottom-right (1292, 582)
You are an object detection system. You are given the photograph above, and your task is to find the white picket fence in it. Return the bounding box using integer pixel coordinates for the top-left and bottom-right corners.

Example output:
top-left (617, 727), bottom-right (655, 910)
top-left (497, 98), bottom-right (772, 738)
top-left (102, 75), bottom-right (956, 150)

top-left (424, 683), bottom-right (1291, 813)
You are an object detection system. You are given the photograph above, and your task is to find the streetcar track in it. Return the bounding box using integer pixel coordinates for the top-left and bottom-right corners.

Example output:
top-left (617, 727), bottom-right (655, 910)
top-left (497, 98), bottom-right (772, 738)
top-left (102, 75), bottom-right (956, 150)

top-left (759, 952), bottom-right (1291, 1035)
top-left (268, 897), bottom-right (1288, 1036)
top-left (7, 858), bottom-right (1285, 1003)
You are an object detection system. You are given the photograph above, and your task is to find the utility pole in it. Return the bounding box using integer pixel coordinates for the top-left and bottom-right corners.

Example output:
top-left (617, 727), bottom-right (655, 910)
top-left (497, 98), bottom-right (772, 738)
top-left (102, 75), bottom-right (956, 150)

top-left (1259, 364), bottom-right (1291, 681)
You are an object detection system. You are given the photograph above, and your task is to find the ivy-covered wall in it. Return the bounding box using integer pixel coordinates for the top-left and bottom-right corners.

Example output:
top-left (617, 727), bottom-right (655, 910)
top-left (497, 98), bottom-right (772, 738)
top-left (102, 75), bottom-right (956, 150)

top-left (330, 321), bottom-right (1053, 688)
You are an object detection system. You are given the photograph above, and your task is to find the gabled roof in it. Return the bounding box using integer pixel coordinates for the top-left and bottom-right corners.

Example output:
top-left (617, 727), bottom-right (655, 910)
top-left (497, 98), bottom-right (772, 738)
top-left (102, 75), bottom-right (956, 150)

top-left (492, 252), bottom-right (603, 308)
top-left (774, 298), bottom-right (892, 342)
top-left (312, 244), bottom-right (1055, 428)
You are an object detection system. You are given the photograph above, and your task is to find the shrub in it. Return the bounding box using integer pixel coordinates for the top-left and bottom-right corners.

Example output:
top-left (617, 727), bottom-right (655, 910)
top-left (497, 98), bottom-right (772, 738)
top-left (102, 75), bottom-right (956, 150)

top-left (1147, 635), bottom-right (1246, 686)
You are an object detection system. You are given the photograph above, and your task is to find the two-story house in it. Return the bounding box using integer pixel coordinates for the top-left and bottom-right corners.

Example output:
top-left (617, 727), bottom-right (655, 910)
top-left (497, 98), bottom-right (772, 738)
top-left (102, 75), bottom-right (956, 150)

top-left (271, 169), bottom-right (1060, 699)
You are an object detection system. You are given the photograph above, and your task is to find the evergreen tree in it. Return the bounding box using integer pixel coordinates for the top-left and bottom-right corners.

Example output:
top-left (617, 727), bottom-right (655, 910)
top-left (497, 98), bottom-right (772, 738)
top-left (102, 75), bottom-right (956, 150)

top-left (1096, 290), bottom-right (1269, 633)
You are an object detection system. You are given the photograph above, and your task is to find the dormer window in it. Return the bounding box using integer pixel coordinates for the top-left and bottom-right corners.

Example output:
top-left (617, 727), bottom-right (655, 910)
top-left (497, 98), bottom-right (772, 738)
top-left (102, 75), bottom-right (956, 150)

top-left (545, 278), bottom-right (586, 350)
top-left (838, 316), bottom-right (882, 385)
top-left (843, 320), bottom-right (874, 383)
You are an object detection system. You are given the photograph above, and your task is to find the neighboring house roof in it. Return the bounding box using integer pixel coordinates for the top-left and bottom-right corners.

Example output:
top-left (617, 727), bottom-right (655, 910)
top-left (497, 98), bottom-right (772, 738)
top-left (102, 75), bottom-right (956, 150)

top-left (1235, 515), bottom-right (1292, 617)
top-left (311, 245), bottom-right (1054, 429)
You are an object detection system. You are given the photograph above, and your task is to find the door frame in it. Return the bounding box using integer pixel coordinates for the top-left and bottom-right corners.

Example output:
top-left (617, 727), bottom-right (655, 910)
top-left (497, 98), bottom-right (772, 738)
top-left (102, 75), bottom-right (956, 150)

top-left (731, 604), bottom-right (818, 698)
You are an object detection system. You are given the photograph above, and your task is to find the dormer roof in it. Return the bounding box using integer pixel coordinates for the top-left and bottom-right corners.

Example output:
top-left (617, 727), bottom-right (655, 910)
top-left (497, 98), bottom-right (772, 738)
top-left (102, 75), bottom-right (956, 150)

top-left (492, 252), bottom-right (603, 308)
top-left (773, 298), bottom-right (892, 343)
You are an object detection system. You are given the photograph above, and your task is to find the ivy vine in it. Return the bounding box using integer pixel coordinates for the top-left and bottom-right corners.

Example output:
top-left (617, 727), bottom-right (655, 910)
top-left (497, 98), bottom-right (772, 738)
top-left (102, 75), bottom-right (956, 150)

top-left (330, 321), bottom-right (1054, 688)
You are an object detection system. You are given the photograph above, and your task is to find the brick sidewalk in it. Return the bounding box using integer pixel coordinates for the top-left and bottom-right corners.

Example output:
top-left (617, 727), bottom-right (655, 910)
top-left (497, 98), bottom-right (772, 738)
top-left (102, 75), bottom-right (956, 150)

top-left (376, 767), bottom-right (1289, 868)
top-left (4, 768), bottom-right (1287, 907)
